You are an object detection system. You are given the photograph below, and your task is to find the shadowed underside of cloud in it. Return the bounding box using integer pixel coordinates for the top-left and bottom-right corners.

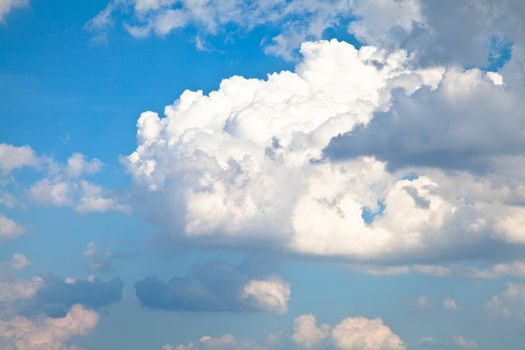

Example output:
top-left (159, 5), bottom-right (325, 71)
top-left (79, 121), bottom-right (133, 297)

top-left (135, 260), bottom-right (290, 314)
top-left (325, 68), bottom-right (525, 172)
top-left (14, 275), bottom-right (123, 318)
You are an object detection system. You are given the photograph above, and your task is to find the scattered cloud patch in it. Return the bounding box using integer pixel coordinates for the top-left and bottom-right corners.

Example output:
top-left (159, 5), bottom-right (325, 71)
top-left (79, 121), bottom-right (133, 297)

top-left (0, 214), bottom-right (24, 239)
top-left (0, 304), bottom-right (99, 350)
top-left (0, 144), bottom-right (38, 175)
top-left (452, 335), bottom-right (477, 349)
top-left (135, 260), bottom-right (290, 314)
top-left (169, 313), bottom-right (404, 350)
top-left (443, 297), bottom-right (460, 311)
top-left (331, 316), bottom-right (406, 350)
top-left (291, 314), bottom-right (330, 349)
top-left (485, 283), bottom-right (525, 321)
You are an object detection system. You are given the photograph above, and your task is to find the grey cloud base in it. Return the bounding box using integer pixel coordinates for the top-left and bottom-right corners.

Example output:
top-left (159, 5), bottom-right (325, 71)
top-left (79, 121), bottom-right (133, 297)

top-left (135, 260), bottom-right (290, 314)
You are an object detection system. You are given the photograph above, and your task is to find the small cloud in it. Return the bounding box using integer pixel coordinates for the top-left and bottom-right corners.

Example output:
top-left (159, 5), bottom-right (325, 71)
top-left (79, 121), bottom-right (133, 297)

top-left (452, 335), bottom-right (477, 349)
top-left (292, 314), bottom-right (330, 349)
top-left (0, 214), bottom-right (24, 239)
top-left (443, 297), bottom-right (460, 311)
top-left (415, 295), bottom-right (431, 308)
top-left (10, 253), bottom-right (30, 270)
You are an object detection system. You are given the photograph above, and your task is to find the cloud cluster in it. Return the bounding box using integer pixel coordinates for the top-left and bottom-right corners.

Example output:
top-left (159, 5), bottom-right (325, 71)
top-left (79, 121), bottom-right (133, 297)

top-left (88, 0), bottom-right (525, 68)
top-left (135, 260), bottom-right (290, 314)
top-left (87, 0), bottom-right (356, 58)
top-left (0, 144), bottom-right (129, 214)
top-left (125, 38), bottom-right (524, 265)
top-left (29, 152), bottom-right (129, 214)
top-left (168, 313), bottom-right (405, 350)
top-left (485, 283), bottom-right (525, 321)
top-left (0, 304), bottom-right (99, 350)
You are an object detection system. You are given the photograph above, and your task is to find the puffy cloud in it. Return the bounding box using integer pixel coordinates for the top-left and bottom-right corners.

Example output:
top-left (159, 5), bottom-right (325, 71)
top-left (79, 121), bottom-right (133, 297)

top-left (127, 39), bottom-right (494, 263)
top-left (0, 304), bottom-right (99, 350)
top-left (87, 0), bottom-right (525, 68)
top-left (135, 260), bottom-right (290, 314)
top-left (415, 295), bottom-right (430, 309)
top-left (0, 274), bottom-right (43, 304)
top-left (241, 279), bottom-right (290, 315)
top-left (485, 283), bottom-right (525, 321)
top-left (443, 297), bottom-right (459, 311)
top-left (10, 254), bottom-right (29, 270)
top-left (451, 335), bottom-right (477, 349)
top-left (170, 313), bottom-right (404, 350)
top-left (120, 38), bottom-right (525, 265)
top-left (84, 241), bottom-right (114, 271)
top-left (0, 214), bottom-right (24, 239)
top-left (0, 144), bottom-right (37, 175)
top-left (331, 316), bottom-right (405, 350)
top-left (65, 153), bottom-right (102, 178)
top-left (291, 314), bottom-right (330, 349)
top-left (348, 0), bottom-right (423, 49)
top-left (28, 153), bottom-right (129, 214)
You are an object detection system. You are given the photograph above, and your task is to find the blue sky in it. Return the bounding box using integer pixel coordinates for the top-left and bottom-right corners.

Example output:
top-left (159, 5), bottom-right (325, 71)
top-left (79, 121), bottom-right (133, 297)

top-left (1, 1), bottom-right (525, 350)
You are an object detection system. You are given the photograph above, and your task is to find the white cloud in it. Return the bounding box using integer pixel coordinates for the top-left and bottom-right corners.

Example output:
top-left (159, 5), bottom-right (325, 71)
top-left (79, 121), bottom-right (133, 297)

top-left (0, 274), bottom-right (42, 303)
top-left (348, 0), bottom-right (423, 47)
top-left (171, 313), bottom-right (404, 350)
top-left (28, 153), bottom-right (129, 214)
top-left (415, 295), bottom-right (430, 308)
top-left (485, 283), bottom-right (525, 321)
top-left (443, 297), bottom-right (459, 311)
top-left (87, 0), bottom-right (525, 69)
top-left (242, 279), bottom-right (290, 315)
top-left (451, 335), bottom-right (477, 349)
top-left (349, 264), bottom-right (450, 277)
top-left (0, 304), bottom-right (99, 350)
top-left (0, 144), bottom-right (38, 175)
top-left (331, 316), bottom-right (405, 350)
top-left (65, 153), bottom-right (102, 178)
top-left (466, 261), bottom-right (525, 279)
top-left (126, 39), bottom-right (484, 262)
top-left (87, 0), bottom-right (358, 59)
top-left (0, 0), bottom-right (28, 23)
top-left (173, 334), bottom-right (238, 350)
top-left (121, 38), bottom-right (525, 266)
top-left (0, 214), bottom-right (24, 239)
top-left (292, 314), bottom-right (330, 349)
top-left (10, 254), bottom-right (29, 270)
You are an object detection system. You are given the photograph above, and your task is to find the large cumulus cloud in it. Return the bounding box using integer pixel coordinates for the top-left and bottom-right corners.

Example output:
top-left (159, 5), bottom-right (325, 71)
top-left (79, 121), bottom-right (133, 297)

top-left (125, 39), bottom-right (524, 264)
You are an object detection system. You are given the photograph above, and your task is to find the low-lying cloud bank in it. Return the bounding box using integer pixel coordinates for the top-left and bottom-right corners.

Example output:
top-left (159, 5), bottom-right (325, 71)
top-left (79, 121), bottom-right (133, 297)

top-left (125, 39), bottom-right (524, 265)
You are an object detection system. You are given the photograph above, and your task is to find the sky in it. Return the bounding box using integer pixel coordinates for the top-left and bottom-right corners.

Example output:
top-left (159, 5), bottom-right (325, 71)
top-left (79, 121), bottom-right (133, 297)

top-left (0, 1), bottom-right (525, 349)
